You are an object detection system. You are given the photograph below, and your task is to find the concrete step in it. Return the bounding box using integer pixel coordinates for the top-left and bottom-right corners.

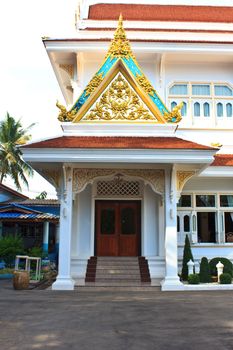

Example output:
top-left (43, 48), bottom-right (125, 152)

top-left (85, 281), bottom-right (151, 286)
top-left (96, 269), bottom-right (140, 276)
top-left (76, 286), bottom-right (160, 292)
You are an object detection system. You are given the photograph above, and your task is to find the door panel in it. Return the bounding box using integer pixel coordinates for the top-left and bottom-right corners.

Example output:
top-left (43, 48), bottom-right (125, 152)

top-left (96, 201), bottom-right (140, 256)
top-left (119, 202), bottom-right (139, 256)
top-left (96, 202), bottom-right (118, 256)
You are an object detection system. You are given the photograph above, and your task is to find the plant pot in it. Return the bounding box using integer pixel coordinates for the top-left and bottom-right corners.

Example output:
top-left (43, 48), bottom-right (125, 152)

top-left (211, 276), bottom-right (218, 283)
top-left (13, 271), bottom-right (29, 290)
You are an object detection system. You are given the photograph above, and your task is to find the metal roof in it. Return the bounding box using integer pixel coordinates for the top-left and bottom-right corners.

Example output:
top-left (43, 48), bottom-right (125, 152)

top-left (0, 212), bottom-right (59, 220)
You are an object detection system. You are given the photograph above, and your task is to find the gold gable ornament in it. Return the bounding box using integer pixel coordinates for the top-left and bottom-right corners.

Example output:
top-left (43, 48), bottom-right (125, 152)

top-left (56, 101), bottom-right (76, 122)
top-left (83, 74), bottom-right (158, 122)
top-left (164, 102), bottom-right (183, 123)
top-left (106, 14), bottom-right (136, 61)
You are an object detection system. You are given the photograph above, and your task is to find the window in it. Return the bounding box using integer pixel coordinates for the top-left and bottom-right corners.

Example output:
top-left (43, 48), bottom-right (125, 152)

top-left (226, 103), bottom-right (232, 117)
top-left (101, 209), bottom-right (115, 235)
top-left (224, 212), bottom-right (233, 243)
top-left (181, 102), bottom-right (187, 116)
top-left (177, 195), bottom-right (192, 207)
top-left (194, 102), bottom-right (200, 117)
top-left (220, 195), bottom-right (233, 207)
top-left (196, 195), bottom-right (215, 207)
top-left (168, 82), bottom-right (233, 122)
top-left (192, 84), bottom-right (210, 96)
top-left (177, 216), bottom-right (180, 232)
top-left (184, 215), bottom-right (190, 232)
top-left (203, 102), bottom-right (210, 117)
top-left (171, 101), bottom-right (177, 110)
top-left (197, 212), bottom-right (216, 243)
top-left (170, 84), bottom-right (188, 95)
top-left (215, 85), bottom-right (233, 96)
top-left (217, 103), bottom-right (223, 117)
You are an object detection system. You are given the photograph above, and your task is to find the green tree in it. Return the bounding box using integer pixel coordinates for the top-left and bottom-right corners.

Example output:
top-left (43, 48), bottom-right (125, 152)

top-left (0, 113), bottom-right (34, 190)
top-left (199, 257), bottom-right (211, 283)
top-left (35, 191), bottom-right (47, 200)
top-left (0, 235), bottom-right (24, 267)
top-left (181, 234), bottom-right (194, 281)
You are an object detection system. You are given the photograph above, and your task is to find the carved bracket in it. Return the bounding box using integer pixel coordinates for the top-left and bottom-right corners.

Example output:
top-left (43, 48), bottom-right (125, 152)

top-left (176, 170), bottom-right (195, 202)
top-left (73, 168), bottom-right (165, 195)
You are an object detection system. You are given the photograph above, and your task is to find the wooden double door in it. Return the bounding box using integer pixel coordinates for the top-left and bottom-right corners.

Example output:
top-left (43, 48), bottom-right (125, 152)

top-left (95, 200), bottom-right (141, 256)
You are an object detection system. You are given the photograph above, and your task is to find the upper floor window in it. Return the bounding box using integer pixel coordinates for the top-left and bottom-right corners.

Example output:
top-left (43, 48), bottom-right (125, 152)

top-left (168, 82), bottom-right (233, 122)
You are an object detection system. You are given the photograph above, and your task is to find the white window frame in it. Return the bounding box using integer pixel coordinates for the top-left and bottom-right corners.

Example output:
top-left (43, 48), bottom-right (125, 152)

top-left (167, 81), bottom-right (233, 127)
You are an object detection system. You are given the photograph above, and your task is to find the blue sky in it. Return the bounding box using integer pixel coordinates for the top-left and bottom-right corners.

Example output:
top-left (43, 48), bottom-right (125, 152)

top-left (0, 0), bottom-right (77, 198)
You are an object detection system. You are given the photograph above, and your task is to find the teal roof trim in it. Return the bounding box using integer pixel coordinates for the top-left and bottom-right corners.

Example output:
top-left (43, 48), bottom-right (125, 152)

top-left (71, 55), bottom-right (169, 116)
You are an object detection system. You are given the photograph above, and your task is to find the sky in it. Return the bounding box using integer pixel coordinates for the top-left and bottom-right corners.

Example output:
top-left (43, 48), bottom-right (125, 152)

top-left (0, 0), bottom-right (78, 198)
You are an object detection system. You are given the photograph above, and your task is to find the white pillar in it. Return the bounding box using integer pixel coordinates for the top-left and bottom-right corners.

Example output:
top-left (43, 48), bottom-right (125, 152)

top-left (161, 167), bottom-right (182, 291)
top-left (52, 167), bottom-right (75, 290)
top-left (43, 221), bottom-right (49, 254)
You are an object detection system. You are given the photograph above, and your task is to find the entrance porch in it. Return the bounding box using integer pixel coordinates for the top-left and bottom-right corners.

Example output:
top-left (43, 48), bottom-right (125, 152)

top-left (52, 166), bottom-right (182, 290)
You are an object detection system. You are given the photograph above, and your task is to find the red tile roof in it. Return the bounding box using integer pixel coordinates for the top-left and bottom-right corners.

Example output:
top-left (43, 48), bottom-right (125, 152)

top-left (88, 4), bottom-right (233, 23)
top-left (22, 136), bottom-right (215, 150)
top-left (211, 154), bottom-right (233, 166)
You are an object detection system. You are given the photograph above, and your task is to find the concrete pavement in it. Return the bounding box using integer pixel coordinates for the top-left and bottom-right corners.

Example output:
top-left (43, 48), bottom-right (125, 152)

top-left (0, 279), bottom-right (233, 350)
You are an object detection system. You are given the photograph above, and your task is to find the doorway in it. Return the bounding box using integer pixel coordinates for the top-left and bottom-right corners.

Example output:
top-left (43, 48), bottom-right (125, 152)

top-left (95, 200), bottom-right (141, 256)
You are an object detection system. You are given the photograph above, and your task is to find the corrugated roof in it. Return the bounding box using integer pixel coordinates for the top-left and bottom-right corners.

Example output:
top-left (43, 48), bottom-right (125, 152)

top-left (0, 213), bottom-right (59, 220)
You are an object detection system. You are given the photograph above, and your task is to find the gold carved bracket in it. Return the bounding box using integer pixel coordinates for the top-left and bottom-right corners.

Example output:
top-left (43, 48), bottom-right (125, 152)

top-left (73, 168), bottom-right (165, 195)
top-left (176, 170), bottom-right (195, 193)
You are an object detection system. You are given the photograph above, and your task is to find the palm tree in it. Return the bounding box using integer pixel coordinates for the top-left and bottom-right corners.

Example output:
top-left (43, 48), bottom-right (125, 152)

top-left (0, 113), bottom-right (35, 191)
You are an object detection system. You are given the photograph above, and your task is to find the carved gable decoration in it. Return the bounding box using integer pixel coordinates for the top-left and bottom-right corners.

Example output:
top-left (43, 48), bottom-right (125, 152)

top-left (56, 16), bottom-right (182, 124)
top-left (81, 73), bottom-right (158, 123)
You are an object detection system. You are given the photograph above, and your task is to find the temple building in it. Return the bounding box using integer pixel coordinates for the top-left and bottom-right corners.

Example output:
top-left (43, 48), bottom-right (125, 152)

top-left (22, 1), bottom-right (233, 290)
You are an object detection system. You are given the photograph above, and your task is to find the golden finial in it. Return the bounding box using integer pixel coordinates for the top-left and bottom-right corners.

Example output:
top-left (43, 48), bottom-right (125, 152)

top-left (106, 14), bottom-right (136, 60)
top-left (56, 101), bottom-right (76, 122)
top-left (211, 142), bottom-right (222, 148)
top-left (164, 102), bottom-right (183, 123)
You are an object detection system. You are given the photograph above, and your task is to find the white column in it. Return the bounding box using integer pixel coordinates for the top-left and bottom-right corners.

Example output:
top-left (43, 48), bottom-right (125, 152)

top-left (43, 221), bottom-right (49, 254)
top-left (52, 167), bottom-right (75, 290)
top-left (161, 167), bottom-right (182, 291)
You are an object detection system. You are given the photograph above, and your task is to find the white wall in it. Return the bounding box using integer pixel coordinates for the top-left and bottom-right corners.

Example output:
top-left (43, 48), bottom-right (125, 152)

top-left (142, 184), bottom-right (159, 256)
top-left (76, 184), bottom-right (92, 258)
top-left (183, 177), bottom-right (233, 192)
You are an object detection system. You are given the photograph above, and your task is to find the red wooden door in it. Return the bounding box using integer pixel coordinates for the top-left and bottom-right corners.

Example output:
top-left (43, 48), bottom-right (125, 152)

top-left (96, 201), bottom-right (140, 256)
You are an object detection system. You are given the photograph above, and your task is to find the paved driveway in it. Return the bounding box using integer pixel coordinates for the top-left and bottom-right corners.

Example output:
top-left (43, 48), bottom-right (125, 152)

top-left (0, 279), bottom-right (233, 350)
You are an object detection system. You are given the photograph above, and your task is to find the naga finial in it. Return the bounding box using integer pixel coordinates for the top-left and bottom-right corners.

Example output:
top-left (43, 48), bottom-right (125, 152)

top-left (56, 101), bottom-right (76, 122)
top-left (164, 102), bottom-right (183, 123)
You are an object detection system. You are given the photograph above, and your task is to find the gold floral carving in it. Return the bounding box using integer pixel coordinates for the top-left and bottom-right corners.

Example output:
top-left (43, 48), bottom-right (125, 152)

top-left (176, 171), bottom-right (195, 192)
top-left (106, 14), bottom-right (136, 61)
top-left (84, 73), bottom-right (104, 97)
top-left (164, 102), bottom-right (183, 123)
top-left (73, 168), bottom-right (165, 195)
top-left (56, 101), bottom-right (77, 122)
top-left (135, 73), bottom-right (157, 96)
top-left (83, 74), bottom-right (158, 121)
top-left (59, 64), bottom-right (74, 78)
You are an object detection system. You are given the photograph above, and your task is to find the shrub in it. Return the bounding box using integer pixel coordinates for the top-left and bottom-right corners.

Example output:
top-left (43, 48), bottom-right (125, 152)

top-left (209, 257), bottom-right (233, 277)
top-left (199, 257), bottom-right (211, 283)
top-left (188, 274), bottom-right (200, 285)
top-left (181, 235), bottom-right (194, 281)
top-left (27, 247), bottom-right (43, 258)
top-left (0, 235), bottom-right (24, 267)
top-left (220, 273), bottom-right (232, 284)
